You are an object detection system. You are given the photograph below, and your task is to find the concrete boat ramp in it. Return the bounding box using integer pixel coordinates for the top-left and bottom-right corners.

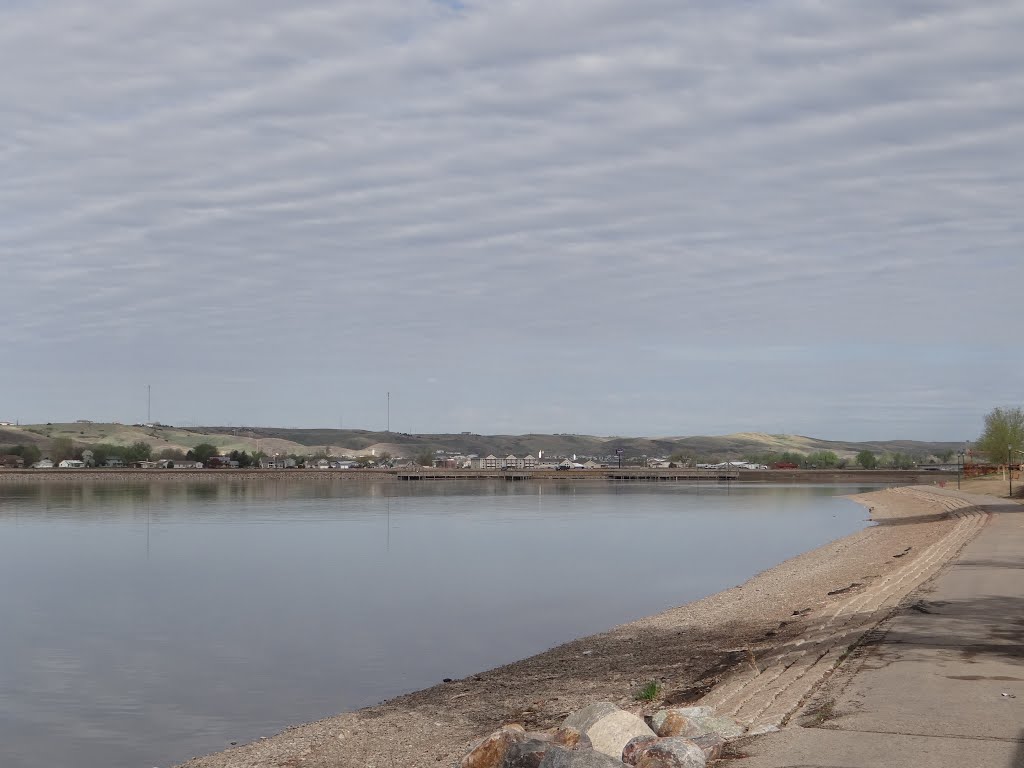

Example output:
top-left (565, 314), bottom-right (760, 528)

top-left (718, 489), bottom-right (1023, 768)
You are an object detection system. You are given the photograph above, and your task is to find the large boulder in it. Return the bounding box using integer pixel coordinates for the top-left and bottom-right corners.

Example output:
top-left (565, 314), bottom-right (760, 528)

top-left (689, 733), bottom-right (726, 762)
top-left (461, 725), bottom-right (528, 768)
top-left (539, 745), bottom-right (629, 768)
top-left (564, 703), bottom-right (656, 760)
top-left (621, 735), bottom-right (659, 764)
top-left (504, 737), bottom-right (554, 768)
top-left (622, 737), bottom-right (706, 768)
top-left (543, 726), bottom-right (592, 751)
top-left (650, 707), bottom-right (744, 740)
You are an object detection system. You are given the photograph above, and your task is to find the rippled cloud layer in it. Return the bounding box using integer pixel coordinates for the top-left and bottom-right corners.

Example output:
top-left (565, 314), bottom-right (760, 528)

top-left (2, 1), bottom-right (1022, 438)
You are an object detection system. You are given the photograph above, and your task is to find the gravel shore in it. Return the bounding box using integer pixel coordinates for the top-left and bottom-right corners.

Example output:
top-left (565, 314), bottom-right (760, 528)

top-left (175, 486), bottom-right (974, 768)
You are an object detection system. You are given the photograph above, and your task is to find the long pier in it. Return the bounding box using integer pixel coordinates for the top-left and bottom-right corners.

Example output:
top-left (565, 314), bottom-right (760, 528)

top-left (394, 468), bottom-right (740, 481)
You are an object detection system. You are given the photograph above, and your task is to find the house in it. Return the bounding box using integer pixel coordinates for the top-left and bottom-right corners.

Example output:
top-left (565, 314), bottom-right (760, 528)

top-left (469, 454), bottom-right (501, 470)
top-left (157, 459), bottom-right (203, 469)
top-left (1, 455), bottom-right (25, 468)
top-left (32, 459), bottom-right (55, 469)
top-left (313, 458), bottom-right (331, 470)
top-left (105, 458), bottom-right (125, 468)
top-left (58, 459), bottom-right (85, 468)
top-left (261, 456), bottom-right (299, 469)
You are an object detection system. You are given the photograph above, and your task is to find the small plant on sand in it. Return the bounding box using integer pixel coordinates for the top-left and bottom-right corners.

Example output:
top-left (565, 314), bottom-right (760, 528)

top-left (635, 681), bottom-right (661, 701)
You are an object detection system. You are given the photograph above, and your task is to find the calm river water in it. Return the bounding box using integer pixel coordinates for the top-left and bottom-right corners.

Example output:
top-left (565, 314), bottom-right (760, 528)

top-left (0, 480), bottom-right (877, 767)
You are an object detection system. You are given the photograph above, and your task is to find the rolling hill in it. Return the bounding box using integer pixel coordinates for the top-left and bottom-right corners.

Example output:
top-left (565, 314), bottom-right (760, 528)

top-left (0, 423), bottom-right (958, 462)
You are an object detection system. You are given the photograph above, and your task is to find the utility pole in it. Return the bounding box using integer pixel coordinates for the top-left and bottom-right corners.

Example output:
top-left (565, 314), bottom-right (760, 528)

top-left (387, 391), bottom-right (390, 432)
top-left (147, 384), bottom-right (151, 424)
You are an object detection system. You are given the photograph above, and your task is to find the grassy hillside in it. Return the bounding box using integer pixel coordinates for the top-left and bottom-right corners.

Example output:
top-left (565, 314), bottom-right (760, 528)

top-left (1, 423), bottom-right (962, 462)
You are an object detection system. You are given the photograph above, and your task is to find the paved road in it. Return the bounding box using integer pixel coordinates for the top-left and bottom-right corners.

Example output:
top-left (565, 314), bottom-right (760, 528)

top-left (726, 492), bottom-right (1024, 768)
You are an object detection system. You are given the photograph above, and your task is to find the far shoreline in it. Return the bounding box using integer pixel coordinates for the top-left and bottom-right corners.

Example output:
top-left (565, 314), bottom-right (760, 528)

top-left (0, 467), bottom-right (956, 484)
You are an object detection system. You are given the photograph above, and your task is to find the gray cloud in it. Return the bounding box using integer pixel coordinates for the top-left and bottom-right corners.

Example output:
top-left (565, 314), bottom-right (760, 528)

top-left (2, 0), bottom-right (1022, 439)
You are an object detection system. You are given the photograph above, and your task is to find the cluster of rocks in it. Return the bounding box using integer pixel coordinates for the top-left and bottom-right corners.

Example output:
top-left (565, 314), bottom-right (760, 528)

top-left (460, 702), bottom-right (745, 768)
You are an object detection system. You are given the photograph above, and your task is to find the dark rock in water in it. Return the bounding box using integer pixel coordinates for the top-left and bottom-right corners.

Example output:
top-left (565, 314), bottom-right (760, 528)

top-left (461, 725), bottom-right (527, 768)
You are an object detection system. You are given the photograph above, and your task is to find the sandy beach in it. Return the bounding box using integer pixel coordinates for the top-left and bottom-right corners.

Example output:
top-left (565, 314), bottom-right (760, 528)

top-left (169, 483), bottom-right (989, 768)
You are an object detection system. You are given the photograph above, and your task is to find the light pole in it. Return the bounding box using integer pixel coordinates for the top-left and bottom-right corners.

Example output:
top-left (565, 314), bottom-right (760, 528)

top-left (957, 449), bottom-right (964, 490)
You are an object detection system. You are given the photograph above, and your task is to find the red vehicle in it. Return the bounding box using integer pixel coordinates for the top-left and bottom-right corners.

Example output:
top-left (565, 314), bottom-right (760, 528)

top-left (773, 462), bottom-right (799, 469)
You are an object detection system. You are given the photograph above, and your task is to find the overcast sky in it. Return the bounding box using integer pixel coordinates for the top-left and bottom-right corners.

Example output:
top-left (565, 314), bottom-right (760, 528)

top-left (2, 1), bottom-right (1022, 440)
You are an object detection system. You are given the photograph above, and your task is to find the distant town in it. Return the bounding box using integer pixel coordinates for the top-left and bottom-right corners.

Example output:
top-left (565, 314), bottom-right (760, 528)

top-left (0, 419), bottom-right (970, 473)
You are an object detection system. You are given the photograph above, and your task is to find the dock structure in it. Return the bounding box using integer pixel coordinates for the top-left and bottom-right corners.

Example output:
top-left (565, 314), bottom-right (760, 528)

top-left (394, 468), bottom-right (739, 482)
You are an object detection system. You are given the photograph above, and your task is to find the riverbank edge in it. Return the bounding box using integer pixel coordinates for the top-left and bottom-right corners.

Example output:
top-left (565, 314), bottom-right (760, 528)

top-left (0, 468), bottom-right (954, 484)
top-left (172, 485), bottom-right (975, 768)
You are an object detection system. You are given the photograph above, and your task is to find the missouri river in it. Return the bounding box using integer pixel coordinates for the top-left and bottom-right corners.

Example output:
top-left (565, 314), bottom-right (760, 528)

top-left (0, 480), bottom-right (878, 767)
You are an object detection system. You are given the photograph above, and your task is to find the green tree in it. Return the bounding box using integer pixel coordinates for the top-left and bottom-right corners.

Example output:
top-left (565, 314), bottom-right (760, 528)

top-left (9, 444), bottom-right (42, 465)
top-left (884, 452), bottom-right (915, 470)
top-left (415, 450), bottom-right (436, 467)
top-left (976, 406), bottom-right (1024, 464)
top-left (229, 450), bottom-right (253, 468)
top-left (158, 447), bottom-right (186, 460)
top-left (937, 449), bottom-right (955, 463)
top-left (89, 443), bottom-right (122, 465)
top-left (123, 441), bottom-right (153, 463)
top-left (806, 450), bottom-right (839, 468)
top-left (51, 436), bottom-right (75, 462)
top-left (856, 450), bottom-right (878, 469)
top-left (188, 443), bottom-right (219, 464)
